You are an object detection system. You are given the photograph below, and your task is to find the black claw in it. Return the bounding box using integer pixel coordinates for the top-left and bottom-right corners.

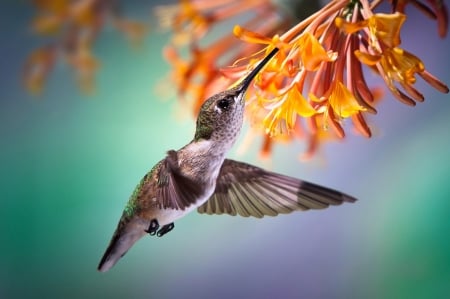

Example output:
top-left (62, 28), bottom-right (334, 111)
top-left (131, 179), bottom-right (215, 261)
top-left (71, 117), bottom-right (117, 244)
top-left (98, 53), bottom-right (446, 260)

top-left (157, 223), bottom-right (175, 237)
top-left (145, 219), bottom-right (159, 235)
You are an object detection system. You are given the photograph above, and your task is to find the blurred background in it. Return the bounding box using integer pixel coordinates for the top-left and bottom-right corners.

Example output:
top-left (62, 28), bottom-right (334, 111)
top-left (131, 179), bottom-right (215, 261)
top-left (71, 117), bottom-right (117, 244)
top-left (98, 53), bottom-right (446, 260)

top-left (1, 1), bottom-right (449, 298)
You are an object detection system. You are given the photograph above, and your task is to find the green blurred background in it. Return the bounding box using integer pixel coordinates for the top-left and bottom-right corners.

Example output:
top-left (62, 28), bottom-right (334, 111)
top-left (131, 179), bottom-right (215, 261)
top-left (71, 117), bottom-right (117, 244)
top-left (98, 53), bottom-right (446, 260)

top-left (1, 1), bottom-right (449, 298)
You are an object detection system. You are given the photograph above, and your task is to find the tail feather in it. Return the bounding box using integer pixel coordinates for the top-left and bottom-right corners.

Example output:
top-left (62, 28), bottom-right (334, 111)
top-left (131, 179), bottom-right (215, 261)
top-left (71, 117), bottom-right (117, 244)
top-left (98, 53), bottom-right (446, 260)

top-left (98, 218), bottom-right (147, 272)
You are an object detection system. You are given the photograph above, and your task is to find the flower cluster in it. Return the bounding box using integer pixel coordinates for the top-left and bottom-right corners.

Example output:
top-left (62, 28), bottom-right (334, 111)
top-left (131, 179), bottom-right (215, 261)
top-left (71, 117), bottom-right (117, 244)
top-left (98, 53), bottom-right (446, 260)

top-left (154, 0), bottom-right (292, 114)
top-left (24, 0), bottom-right (149, 94)
top-left (158, 0), bottom-right (449, 159)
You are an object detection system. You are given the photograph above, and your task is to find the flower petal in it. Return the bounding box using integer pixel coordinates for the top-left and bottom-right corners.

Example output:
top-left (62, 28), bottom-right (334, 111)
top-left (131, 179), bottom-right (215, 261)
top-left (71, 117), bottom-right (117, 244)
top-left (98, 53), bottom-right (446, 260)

top-left (355, 50), bottom-right (381, 66)
top-left (335, 17), bottom-right (368, 34)
top-left (233, 25), bottom-right (274, 44)
top-left (290, 85), bottom-right (317, 117)
top-left (329, 81), bottom-right (366, 118)
top-left (369, 12), bottom-right (406, 48)
top-left (297, 32), bottom-right (337, 71)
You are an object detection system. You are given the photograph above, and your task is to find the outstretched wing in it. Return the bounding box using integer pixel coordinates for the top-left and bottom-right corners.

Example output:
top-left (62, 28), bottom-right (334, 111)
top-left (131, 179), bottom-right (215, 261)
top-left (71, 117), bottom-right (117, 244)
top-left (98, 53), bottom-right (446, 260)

top-left (197, 159), bottom-right (357, 218)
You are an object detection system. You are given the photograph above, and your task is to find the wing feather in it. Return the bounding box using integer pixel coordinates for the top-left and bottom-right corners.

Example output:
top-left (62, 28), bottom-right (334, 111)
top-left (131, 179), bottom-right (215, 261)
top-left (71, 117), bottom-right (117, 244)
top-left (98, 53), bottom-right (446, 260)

top-left (197, 159), bottom-right (356, 217)
top-left (149, 150), bottom-right (205, 211)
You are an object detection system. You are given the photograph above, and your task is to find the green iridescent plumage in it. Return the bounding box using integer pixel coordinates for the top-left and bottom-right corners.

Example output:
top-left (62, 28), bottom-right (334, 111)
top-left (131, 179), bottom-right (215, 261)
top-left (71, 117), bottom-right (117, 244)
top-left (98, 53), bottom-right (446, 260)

top-left (124, 162), bottom-right (160, 217)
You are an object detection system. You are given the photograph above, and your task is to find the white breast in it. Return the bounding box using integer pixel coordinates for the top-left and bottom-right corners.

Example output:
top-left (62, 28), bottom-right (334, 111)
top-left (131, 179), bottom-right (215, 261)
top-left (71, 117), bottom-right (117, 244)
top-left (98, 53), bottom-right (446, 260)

top-left (156, 186), bottom-right (215, 226)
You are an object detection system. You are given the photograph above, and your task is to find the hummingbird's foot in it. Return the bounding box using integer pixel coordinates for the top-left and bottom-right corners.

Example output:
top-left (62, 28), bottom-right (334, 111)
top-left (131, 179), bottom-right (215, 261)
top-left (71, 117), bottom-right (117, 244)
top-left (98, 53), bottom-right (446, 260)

top-left (145, 219), bottom-right (160, 235)
top-left (157, 223), bottom-right (175, 237)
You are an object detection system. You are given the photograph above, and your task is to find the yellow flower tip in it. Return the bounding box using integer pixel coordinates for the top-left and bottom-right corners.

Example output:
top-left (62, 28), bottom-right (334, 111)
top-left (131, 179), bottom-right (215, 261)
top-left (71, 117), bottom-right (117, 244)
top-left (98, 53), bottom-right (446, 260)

top-left (233, 25), bottom-right (243, 37)
top-left (290, 86), bottom-right (317, 117)
top-left (336, 12), bottom-right (406, 48)
top-left (334, 17), bottom-right (344, 29)
top-left (354, 50), bottom-right (381, 66)
top-left (32, 14), bottom-right (62, 35)
top-left (264, 127), bottom-right (272, 136)
top-left (35, 0), bottom-right (69, 15)
top-left (335, 17), bottom-right (367, 34)
top-left (380, 48), bottom-right (425, 85)
top-left (297, 33), bottom-right (337, 71)
top-left (233, 26), bottom-right (274, 45)
top-left (357, 46), bottom-right (431, 94)
top-left (329, 81), bottom-right (366, 118)
top-left (262, 107), bottom-right (281, 136)
top-left (370, 12), bottom-right (406, 48)
top-left (259, 86), bottom-right (317, 137)
top-left (308, 93), bottom-right (324, 103)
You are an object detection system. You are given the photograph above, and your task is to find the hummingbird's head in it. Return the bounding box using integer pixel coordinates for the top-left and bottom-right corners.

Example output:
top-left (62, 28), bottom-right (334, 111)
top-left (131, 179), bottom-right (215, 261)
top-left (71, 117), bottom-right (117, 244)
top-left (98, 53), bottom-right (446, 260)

top-left (193, 86), bottom-right (246, 145)
top-left (194, 48), bottom-right (279, 148)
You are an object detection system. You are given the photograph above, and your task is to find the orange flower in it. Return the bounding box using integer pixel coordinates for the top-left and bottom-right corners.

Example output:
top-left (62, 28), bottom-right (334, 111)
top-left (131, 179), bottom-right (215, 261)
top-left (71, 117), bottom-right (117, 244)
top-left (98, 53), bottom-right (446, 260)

top-left (296, 32), bottom-right (338, 71)
top-left (157, 0), bottom-right (289, 115)
top-left (336, 12), bottom-right (406, 48)
top-left (356, 47), bottom-right (423, 85)
top-left (113, 18), bottom-right (150, 47)
top-left (22, 46), bottom-right (56, 95)
top-left (155, 0), bottom-right (449, 159)
top-left (31, 14), bottom-right (64, 35)
top-left (313, 81), bottom-right (366, 119)
top-left (155, 0), bottom-right (275, 45)
top-left (221, 0), bottom-right (447, 159)
top-left (261, 84), bottom-right (317, 136)
top-left (26, 0), bottom-right (448, 161)
top-left (230, 22), bottom-right (349, 138)
top-left (66, 44), bottom-right (100, 93)
top-left (223, 0), bottom-right (361, 154)
top-left (25, 0), bottom-right (149, 94)
top-left (337, 10), bottom-right (448, 106)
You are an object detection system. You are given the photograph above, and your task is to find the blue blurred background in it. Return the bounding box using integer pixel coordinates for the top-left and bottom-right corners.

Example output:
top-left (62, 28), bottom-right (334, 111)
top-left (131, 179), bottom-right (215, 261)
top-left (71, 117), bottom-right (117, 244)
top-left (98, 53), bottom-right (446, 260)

top-left (1, 1), bottom-right (449, 298)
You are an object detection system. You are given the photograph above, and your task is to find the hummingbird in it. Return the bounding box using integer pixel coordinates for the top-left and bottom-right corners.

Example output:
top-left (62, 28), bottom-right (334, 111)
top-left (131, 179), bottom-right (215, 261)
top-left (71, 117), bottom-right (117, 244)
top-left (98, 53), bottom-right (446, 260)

top-left (98, 48), bottom-right (357, 272)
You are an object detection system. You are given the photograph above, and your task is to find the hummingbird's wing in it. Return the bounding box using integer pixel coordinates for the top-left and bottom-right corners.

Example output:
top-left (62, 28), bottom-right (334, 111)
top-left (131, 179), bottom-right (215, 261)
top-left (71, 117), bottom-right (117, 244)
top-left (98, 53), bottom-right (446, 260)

top-left (149, 150), bottom-right (205, 210)
top-left (197, 159), bottom-right (356, 218)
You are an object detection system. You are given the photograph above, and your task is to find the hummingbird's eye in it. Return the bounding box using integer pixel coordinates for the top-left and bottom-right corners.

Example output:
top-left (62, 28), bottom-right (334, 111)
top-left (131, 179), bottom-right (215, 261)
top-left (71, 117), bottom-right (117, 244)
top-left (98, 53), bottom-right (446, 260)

top-left (217, 98), bottom-right (231, 110)
top-left (217, 99), bottom-right (230, 110)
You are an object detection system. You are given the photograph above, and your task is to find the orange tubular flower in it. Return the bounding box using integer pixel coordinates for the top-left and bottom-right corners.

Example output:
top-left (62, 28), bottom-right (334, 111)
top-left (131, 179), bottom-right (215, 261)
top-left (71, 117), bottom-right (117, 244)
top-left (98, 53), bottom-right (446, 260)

top-left (159, 0), bottom-right (448, 159)
top-left (157, 0), bottom-right (290, 116)
top-left (226, 0), bottom-right (375, 149)
top-left (22, 46), bottom-right (57, 95)
top-left (297, 32), bottom-right (338, 71)
top-left (261, 84), bottom-right (317, 136)
top-left (66, 42), bottom-right (100, 94)
top-left (321, 80), bottom-right (367, 119)
top-left (337, 10), bottom-right (449, 106)
top-left (24, 0), bottom-right (149, 94)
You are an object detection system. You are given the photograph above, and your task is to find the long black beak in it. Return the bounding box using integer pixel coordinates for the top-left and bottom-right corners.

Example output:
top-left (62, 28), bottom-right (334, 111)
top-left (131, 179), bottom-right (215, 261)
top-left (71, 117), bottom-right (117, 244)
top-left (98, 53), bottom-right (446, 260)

top-left (236, 47), bottom-right (279, 93)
